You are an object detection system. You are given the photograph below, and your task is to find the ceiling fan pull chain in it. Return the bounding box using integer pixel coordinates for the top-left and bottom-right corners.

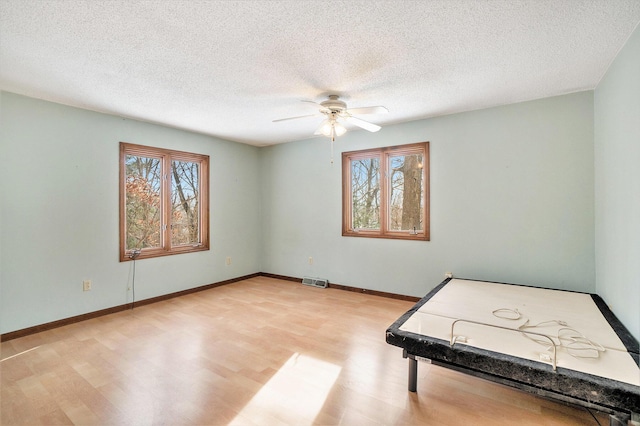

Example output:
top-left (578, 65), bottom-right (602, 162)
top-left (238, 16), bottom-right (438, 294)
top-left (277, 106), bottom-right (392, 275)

top-left (330, 136), bottom-right (335, 164)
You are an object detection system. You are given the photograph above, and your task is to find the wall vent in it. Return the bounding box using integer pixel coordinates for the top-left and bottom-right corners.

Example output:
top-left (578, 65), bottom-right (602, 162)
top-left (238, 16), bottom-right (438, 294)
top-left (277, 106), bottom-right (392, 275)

top-left (302, 277), bottom-right (328, 288)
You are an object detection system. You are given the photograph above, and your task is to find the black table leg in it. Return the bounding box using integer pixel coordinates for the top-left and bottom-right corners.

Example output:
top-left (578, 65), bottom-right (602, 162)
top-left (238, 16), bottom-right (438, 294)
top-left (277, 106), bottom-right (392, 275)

top-left (403, 349), bottom-right (418, 392)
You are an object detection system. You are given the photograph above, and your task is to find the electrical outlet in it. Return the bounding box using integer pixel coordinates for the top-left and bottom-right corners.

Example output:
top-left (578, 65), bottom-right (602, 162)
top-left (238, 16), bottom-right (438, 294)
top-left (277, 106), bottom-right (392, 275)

top-left (445, 272), bottom-right (453, 279)
top-left (83, 280), bottom-right (92, 291)
top-left (308, 257), bottom-right (313, 265)
top-left (226, 256), bottom-right (232, 266)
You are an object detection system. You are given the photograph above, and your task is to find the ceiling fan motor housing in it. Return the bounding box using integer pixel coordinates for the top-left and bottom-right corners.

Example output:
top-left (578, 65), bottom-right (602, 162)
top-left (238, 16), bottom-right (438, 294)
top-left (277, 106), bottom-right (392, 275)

top-left (320, 95), bottom-right (347, 114)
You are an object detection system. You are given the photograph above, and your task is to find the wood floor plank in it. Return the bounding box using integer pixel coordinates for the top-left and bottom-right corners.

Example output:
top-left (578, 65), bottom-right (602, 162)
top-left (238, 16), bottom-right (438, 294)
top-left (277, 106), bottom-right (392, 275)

top-left (1, 276), bottom-right (610, 425)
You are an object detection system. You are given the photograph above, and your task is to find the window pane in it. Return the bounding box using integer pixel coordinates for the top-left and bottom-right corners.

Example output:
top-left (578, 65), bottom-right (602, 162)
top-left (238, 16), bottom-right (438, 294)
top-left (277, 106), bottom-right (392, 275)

top-left (125, 155), bottom-right (162, 249)
top-left (351, 157), bottom-right (380, 229)
top-left (171, 160), bottom-right (200, 246)
top-left (389, 153), bottom-right (423, 231)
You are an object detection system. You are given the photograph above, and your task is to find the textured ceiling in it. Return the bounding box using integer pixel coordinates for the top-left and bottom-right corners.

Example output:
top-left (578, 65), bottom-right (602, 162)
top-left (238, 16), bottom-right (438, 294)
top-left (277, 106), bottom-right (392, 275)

top-left (1, 1), bottom-right (639, 146)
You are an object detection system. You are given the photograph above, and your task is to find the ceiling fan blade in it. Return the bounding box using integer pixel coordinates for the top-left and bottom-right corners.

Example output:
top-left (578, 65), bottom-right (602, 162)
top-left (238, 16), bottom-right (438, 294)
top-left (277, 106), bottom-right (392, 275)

top-left (272, 114), bottom-right (319, 123)
top-left (302, 99), bottom-right (331, 114)
top-left (346, 116), bottom-right (381, 132)
top-left (346, 106), bottom-right (388, 115)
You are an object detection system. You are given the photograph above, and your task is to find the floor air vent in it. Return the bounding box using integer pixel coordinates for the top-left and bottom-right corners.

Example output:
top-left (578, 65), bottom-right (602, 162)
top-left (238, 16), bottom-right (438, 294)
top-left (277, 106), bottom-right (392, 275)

top-left (302, 277), bottom-right (328, 288)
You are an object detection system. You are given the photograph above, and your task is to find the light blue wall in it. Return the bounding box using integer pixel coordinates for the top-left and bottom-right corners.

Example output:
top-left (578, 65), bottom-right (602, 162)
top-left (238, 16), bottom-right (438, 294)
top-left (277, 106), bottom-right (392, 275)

top-left (5, 65), bottom-right (634, 338)
top-left (261, 92), bottom-right (595, 297)
top-left (594, 25), bottom-right (640, 341)
top-left (0, 92), bottom-right (262, 334)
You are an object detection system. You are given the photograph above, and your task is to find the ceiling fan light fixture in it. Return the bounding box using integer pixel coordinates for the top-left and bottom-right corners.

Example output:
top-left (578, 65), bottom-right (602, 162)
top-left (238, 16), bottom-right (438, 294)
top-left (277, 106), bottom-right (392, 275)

top-left (319, 119), bottom-right (347, 138)
top-left (318, 119), bottom-right (333, 137)
top-left (334, 121), bottom-right (347, 136)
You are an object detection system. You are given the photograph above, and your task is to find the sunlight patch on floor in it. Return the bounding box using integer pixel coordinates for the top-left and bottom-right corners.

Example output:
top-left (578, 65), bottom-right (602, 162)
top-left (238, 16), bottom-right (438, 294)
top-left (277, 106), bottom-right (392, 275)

top-left (0, 346), bottom-right (40, 362)
top-left (229, 352), bottom-right (341, 425)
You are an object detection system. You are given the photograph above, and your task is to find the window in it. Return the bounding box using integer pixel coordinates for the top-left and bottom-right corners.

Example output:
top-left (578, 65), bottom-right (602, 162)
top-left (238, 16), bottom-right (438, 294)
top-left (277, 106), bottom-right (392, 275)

top-left (119, 142), bottom-right (209, 261)
top-left (342, 142), bottom-right (429, 241)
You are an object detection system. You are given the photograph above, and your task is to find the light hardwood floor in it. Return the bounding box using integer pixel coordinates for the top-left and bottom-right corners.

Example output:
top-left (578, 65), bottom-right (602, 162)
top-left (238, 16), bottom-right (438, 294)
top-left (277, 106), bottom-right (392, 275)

top-left (1, 276), bottom-right (608, 425)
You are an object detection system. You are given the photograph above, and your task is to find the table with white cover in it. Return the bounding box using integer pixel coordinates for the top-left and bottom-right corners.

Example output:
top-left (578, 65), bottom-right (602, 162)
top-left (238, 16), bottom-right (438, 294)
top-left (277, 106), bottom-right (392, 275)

top-left (386, 278), bottom-right (640, 425)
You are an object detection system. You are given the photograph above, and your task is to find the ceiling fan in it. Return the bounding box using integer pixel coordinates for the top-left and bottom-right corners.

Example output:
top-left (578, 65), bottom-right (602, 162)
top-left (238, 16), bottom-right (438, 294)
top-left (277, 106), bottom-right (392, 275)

top-left (273, 95), bottom-right (389, 140)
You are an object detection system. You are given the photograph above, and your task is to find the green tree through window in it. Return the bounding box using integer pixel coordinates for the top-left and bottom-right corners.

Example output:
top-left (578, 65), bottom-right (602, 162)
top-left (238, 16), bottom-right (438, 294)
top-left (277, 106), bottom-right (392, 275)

top-left (120, 143), bottom-right (209, 261)
top-left (351, 157), bottom-right (380, 229)
top-left (125, 155), bottom-right (162, 249)
top-left (171, 160), bottom-right (200, 246)
top-left (342, 142), bottom-right (429, 241)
